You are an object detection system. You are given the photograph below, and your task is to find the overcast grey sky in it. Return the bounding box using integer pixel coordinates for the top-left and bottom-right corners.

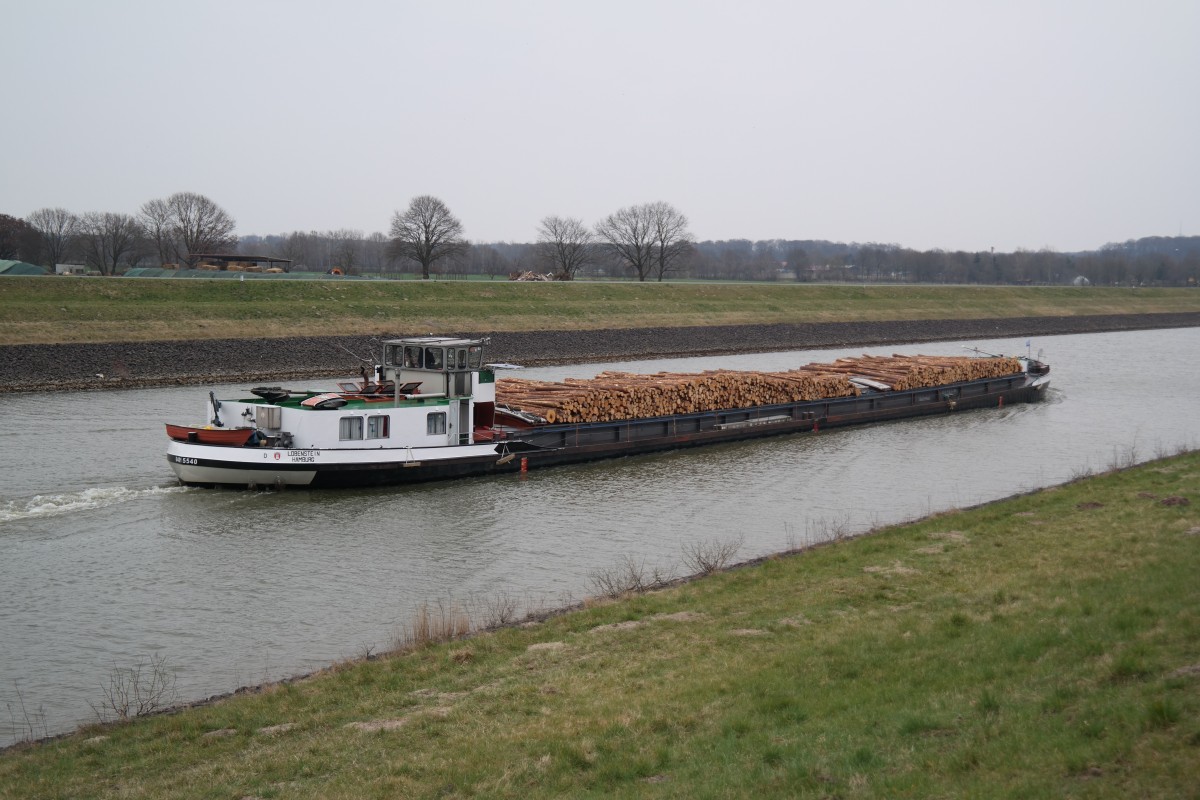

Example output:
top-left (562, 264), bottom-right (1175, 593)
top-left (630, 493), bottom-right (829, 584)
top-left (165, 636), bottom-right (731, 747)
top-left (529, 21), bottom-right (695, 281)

top-left (4, 0), bottom-right (1197, 252)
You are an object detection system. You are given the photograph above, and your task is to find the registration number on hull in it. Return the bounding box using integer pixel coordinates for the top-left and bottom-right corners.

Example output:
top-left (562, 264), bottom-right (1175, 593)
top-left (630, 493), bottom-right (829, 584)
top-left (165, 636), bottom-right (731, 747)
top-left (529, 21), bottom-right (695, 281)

top-left (263, 450), bottom-right (321, 463)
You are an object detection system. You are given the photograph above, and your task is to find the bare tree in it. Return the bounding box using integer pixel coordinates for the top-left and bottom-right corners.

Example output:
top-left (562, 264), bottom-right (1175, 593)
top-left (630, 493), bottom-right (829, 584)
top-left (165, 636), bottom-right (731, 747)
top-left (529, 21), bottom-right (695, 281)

top-left (329, 228), bottom-right (364, 274)
top-left (856, 244), bottom-right (896, 282)
top-left (25, 207), bottom-right (79, 268)
top-left (647, 201), bottom-right (693, 282)
top-left (170, 192), bottom-right (237, 265)
top-left (681, 532), bottom-right (744, 576)
top-left (138, 198), bottom-right (174, 266)
top-left (78, 212), bottom-right (144, 275)
top-left (595, 204), bottom-right (656, 281)
top-left (534, 215), bottom-right (596, 279)
top-left (784, 246), bottom-right (811, 281)
top-left (90, 654), bottom-right (177, 722)
top-left (361, 231), bottom-right (390, 273)
top-left (469, 243), bottom-right (511, 279)
top-left (139, 192), bottom-right (237, 267)
top-left (273, 231), bottom-right (316, 271)
top-left (0, 214), bottom-right (40, 261)
top-left (387, 195), bottom-right (467, 279)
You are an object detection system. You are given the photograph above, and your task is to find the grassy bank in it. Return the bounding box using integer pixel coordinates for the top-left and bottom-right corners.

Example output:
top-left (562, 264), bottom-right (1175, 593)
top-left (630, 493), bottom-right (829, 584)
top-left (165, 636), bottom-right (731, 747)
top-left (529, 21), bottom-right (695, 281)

top-left (2, 277), bottom-right (1199, 344)
top-left (3, 454), bottom-right (1197, 799)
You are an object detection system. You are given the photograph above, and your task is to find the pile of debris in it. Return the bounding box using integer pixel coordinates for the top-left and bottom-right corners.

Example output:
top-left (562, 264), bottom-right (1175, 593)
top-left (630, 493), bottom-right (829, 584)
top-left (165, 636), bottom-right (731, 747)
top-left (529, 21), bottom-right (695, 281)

top-left (508, 271), bottom-right (566, 281)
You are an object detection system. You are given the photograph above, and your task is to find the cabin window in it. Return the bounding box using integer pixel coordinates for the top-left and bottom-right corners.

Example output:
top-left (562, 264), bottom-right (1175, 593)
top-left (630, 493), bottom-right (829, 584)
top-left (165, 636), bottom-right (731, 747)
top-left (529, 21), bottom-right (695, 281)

top-left (457, 348), bottom-right (468, 369)
top-left (367, 415), bottom-right (390, 439)
top-left (427, 412), bottom-right (447, 435)
top-left (425, 348), bottom-right (444, 370)
top-left (404, 346), bottom-right (422, 369)
top-left (468, 346), bottom-right (483, 369)
top-left (339, 416), bottom-right (364, 440)
top-left (385, 344), bottom-right (403, 367)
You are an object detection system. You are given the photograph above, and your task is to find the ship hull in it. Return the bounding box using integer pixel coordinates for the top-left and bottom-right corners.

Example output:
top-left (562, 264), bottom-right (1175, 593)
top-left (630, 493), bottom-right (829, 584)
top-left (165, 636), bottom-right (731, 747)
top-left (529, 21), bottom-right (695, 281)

top-left (167, 371), bottom-right (1049, 489)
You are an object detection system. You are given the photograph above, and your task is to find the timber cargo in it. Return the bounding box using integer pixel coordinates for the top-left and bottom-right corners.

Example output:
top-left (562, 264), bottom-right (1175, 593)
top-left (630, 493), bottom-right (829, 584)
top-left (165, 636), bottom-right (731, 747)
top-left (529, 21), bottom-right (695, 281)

top-left (165, 336), bottom-right (1051, 489)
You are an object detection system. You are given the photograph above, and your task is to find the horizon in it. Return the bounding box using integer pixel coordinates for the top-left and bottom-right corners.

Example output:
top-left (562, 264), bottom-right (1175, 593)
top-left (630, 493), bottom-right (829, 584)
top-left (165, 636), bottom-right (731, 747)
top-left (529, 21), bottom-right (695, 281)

top-left (4, 1), bottom-right (1197, 254)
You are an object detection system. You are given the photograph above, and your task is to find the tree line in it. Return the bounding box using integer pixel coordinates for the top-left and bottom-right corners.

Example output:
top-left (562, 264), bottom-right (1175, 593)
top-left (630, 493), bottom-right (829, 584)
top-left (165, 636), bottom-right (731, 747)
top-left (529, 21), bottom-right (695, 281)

top-left (3, 194), bottom-right (1197, 286)
top-left (1, 193), bottom-right (237, 276)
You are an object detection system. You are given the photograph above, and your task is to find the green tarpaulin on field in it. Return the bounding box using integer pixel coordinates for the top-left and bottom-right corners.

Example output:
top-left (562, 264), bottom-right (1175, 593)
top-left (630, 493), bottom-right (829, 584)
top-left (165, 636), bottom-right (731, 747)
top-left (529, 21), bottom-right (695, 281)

top-left (0, 260), bottom-right (49, 275)
top-left (121, 268), bottom-right (373, 280)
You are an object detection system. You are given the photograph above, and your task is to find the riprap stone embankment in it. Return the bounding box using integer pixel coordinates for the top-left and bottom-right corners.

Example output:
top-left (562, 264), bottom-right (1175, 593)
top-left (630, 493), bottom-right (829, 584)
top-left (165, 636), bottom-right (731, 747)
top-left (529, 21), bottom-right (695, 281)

top-left (2, 312), bottom-right (1197, 393)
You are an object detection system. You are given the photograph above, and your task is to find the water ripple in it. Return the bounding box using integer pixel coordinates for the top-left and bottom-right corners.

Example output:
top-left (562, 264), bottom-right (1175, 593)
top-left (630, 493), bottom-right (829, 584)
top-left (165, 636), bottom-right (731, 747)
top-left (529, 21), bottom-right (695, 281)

top-left (0, 485), bottom-right (190, 524)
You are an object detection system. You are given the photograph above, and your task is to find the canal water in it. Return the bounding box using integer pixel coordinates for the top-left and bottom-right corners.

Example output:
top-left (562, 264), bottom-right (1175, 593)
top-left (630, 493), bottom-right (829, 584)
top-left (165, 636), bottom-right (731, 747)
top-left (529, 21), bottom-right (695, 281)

top-left (1, 327), bottom-right (1197, 746)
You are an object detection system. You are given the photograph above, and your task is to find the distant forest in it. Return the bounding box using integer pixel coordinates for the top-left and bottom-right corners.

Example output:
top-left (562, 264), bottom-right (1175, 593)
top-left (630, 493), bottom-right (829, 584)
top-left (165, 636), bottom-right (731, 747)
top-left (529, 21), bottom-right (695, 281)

top-left (4, 200), bottom-right (1198, 285)
top-left (238, 231), bottom-right (1200, 287)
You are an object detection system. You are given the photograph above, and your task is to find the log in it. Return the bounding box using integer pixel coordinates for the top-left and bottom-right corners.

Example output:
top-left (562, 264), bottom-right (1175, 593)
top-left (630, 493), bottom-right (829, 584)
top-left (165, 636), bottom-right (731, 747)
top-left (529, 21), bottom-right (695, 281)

top-left (494, 355), bottom-right (1022, 424)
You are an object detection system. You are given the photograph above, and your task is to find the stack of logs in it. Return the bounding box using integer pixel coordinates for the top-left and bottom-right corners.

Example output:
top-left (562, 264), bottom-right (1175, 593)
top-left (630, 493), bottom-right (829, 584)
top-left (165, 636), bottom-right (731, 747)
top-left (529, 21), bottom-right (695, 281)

top-left (495, 354), bottom-right (1023, 425)
top-left (815, 354), bottom-right (1024, 391)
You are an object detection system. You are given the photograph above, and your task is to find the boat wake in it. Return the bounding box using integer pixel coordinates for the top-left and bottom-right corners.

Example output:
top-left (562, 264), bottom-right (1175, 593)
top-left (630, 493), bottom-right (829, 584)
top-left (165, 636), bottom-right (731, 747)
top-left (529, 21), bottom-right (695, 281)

top-left (0, 485), bottom-right (190, 524)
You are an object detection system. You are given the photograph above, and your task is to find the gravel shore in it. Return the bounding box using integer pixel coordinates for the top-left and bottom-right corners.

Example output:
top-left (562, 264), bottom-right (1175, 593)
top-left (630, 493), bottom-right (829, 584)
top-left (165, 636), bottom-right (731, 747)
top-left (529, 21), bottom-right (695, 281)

top-left (3, 312), bottom-right (1197, 393)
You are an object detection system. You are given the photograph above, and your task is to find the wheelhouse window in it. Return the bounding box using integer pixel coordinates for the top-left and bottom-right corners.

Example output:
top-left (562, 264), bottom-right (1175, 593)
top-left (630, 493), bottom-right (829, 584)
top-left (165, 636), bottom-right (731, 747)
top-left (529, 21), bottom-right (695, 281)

top-left (340, 416), bottom-right (364, 440)
top-left (427, 412), bottom-right (447, 435)
top-left (367, 415), bottom-right (389, 439)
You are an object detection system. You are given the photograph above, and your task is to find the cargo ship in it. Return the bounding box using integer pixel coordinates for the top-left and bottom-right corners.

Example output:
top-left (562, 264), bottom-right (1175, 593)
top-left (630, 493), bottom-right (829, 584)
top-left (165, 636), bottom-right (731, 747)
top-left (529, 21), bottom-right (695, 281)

top-left (165, 335), bottom-right (1051, 489)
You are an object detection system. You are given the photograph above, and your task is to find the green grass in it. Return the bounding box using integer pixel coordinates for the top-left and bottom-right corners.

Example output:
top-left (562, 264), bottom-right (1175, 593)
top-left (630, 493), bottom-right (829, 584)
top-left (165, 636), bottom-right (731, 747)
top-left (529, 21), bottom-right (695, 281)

top-left (3, 453), bottom-right (1198, 798)
top-left (1, 276), bottom-right (1198, 344)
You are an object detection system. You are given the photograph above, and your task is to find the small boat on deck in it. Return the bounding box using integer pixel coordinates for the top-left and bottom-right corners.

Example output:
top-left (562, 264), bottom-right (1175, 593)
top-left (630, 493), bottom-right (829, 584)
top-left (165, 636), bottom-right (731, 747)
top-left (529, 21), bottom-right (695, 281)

top-left (165, 424), bottom-right (259, 446)
top-left (165, 335), bottom-right (1051, 489)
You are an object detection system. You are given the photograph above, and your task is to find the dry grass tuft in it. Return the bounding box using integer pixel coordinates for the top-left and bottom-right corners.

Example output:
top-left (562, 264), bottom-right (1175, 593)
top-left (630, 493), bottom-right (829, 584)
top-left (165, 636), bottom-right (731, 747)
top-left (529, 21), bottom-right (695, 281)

top-left (344, 719), bottom-right (408, 732)
top-left (863, 561), bottom-right (920, 575)
top-left (393, 601), bottom-right (473, 651)
top-left (1167, 663), bottom-right (1200, 678)
top-left (928, 530), bottom-right (969, 541)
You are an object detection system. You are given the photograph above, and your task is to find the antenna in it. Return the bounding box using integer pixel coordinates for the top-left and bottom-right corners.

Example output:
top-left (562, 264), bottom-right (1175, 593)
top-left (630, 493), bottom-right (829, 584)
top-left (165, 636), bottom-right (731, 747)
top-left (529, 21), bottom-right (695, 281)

top-left (330, 340), bottom-right (373, 364)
